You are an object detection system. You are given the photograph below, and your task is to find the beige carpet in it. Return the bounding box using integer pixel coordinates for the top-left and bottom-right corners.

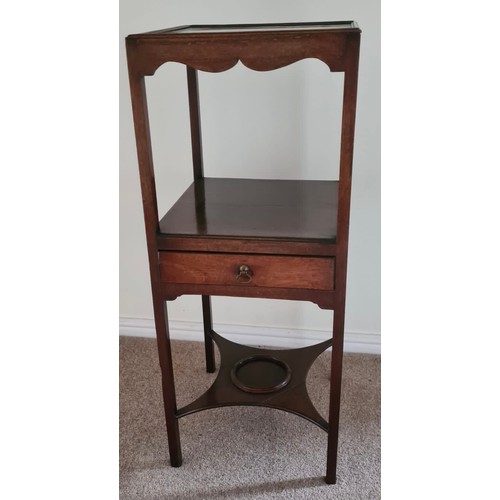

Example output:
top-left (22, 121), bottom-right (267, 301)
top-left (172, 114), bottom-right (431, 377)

top-left (120, 336), bottom-right (380, 499)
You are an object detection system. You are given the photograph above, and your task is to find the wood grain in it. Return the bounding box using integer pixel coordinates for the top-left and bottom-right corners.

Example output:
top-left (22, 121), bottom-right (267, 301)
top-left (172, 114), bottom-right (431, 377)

top-left (126, 22), bottom-right (360, 76)
top-left (159, 252), bottom-right (335, 291)
top-left (156, 235), bottom-right (337, 256)
top-left (159, 178), bottom-right (338, 242)
top-left (126, 21), bottom-right (361, 485)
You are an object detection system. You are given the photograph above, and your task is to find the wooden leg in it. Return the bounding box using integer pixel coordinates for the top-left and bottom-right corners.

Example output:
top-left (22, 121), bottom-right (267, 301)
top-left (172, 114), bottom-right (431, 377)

top-left (152, 296), bottom-right (182, 467)
top-left (325, 307), bottom-right (346, 484)
top-left (201, 295), bottom-right (216, 373)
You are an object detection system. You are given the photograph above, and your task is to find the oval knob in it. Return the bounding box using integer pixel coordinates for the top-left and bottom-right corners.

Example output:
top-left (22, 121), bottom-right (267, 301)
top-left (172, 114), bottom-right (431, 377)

top-left (236, 264), bottom-right (252, 283)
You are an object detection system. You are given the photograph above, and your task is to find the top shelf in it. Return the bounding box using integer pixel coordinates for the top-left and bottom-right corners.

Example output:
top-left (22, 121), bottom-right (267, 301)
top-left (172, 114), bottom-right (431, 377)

top-left (135, 21), bottom-right (358, 37)
top-left (126, 20), bottom-right (361, 75)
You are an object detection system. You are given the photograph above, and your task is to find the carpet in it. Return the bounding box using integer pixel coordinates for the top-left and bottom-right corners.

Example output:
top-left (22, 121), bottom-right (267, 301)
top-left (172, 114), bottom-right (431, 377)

top-left (120, 336), bottom-right (380, 499)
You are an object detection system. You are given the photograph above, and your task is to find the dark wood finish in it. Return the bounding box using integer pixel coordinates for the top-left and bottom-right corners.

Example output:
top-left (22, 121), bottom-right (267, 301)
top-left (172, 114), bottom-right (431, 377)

top-left (201, 296), bottom-right (215, 373)
top-left (148, 21), bottom-right (357, 34)
top-left (126, 22), bottom-right (361, 485)
top-left (230, 354), bottom-right (292, 394)
top-left (156, 178), bottom-right (338, 258)
top-left (186, 65), bottom-right (216, 374)
top-left (187, 67), bottom-right (204, 180)
top-left (126, 22), bottom-right (359, 75)
top-left (156, 235), bottom-right (337, 256)
top-left (325, 31), bottom-right (361, 486)
top-left (159, 252), bottom-right (334, 290)
top-left (126, 72), bottom-right (182, 467)
top-left (159, 178), bottom-right (338, 242)
top-left (161, 282), bottom-right (336, 310)
top-left (177, 330), bottom-right (332, 432)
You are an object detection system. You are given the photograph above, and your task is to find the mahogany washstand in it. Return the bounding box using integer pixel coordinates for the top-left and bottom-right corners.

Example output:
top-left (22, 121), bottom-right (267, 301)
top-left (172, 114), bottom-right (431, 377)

top-left (126, 21), bottom-right (361, 484)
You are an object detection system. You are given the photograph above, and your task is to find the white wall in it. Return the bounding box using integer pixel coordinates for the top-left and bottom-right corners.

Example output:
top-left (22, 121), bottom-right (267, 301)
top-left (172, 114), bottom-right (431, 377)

top-left (120, 1), bottom-right (380, 352)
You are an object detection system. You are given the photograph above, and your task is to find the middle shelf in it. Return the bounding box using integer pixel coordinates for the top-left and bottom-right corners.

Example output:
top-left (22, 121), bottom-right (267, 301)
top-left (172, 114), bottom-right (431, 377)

top-left (158, 177), bottom-right (339, 242)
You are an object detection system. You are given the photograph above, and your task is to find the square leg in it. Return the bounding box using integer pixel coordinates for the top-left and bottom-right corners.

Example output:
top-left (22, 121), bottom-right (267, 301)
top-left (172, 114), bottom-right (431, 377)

top-left (152, 296), bottom-right (182, 466)
top-left (201, 296), bottom-right (216, 373)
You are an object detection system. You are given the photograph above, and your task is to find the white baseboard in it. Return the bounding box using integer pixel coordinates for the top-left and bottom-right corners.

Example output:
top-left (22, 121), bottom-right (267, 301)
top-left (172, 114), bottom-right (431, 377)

top-left (119, 317), bottom-right (380, 355)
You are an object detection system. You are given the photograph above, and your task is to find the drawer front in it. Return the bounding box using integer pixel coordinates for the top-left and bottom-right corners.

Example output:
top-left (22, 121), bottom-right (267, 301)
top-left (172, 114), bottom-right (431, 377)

top-left (159, 252), bottom-right (334, 291)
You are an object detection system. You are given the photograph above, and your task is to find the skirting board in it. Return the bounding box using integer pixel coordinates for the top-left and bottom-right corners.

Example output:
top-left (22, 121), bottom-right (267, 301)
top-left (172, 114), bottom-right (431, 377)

top-left (120, 317), bottom-right (380, 355)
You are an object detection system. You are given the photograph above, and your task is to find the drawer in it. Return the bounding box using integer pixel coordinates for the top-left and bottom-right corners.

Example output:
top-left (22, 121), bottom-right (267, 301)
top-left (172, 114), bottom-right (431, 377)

top-left (159, 252), bottom-right (334, 291)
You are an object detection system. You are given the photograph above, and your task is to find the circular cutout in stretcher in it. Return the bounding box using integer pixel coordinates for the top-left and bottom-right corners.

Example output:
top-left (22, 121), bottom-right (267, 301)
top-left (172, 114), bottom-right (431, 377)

top-left (230, 354), bottom-right (292, 394)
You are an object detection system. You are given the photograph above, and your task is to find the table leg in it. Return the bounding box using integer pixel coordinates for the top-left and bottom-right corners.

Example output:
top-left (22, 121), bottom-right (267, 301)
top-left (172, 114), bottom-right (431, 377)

top-left (201, 295), bottom-right (216, 373)
top-left (325, 307), bottom-right (346, 484)
top-left (153, 296), bottom-right (182, 467)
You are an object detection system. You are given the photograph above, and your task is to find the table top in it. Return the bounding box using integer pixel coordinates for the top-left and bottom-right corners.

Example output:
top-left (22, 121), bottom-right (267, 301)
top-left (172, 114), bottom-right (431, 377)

top-left (126, 21), bottom-right (360, 75)
top-left (159, 178), bottom-right (338, 242)
top-left (128, 21), bottom-right (359, 39)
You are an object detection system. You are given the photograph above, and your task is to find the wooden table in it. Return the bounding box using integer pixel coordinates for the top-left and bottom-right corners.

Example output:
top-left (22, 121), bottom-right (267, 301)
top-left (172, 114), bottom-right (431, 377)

top-left (126, 21), bottom-right (361, 485)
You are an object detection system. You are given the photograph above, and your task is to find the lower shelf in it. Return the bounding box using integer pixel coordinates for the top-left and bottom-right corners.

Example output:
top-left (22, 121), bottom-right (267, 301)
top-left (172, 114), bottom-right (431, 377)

top-left (176, 330), bottom-right (332, 431)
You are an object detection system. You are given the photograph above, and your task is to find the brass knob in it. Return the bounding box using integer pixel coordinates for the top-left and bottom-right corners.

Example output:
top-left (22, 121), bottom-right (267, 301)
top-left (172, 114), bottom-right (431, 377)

top-left (236, 264), bottom-right (252, 283)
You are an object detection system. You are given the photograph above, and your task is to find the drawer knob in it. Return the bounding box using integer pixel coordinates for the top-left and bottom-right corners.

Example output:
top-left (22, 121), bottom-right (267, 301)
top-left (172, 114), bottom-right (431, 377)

top-left (236, 264), bottom-right (253, 283)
